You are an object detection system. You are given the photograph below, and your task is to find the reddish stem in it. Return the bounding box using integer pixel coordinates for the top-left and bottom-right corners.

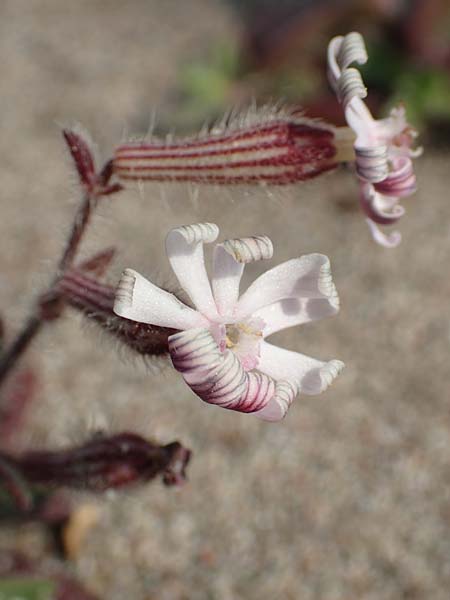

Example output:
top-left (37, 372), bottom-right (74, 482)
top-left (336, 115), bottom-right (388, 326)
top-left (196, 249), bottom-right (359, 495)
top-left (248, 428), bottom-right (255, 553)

top-left (0, 131), bottom-right (121, 388)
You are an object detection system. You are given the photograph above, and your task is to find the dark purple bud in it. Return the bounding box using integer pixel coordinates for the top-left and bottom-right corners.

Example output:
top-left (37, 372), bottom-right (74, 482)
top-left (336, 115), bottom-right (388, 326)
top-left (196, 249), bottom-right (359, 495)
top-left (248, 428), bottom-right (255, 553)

top-left (15, 433), bottom-right (191, 491)
top-left (161, 442), bottom-right (192, 486)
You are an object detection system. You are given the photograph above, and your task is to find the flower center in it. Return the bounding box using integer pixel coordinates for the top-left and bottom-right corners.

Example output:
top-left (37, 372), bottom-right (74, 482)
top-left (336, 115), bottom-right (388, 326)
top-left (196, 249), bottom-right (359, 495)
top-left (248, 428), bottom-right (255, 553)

top-left (223, 318), bottom-right (265, 372)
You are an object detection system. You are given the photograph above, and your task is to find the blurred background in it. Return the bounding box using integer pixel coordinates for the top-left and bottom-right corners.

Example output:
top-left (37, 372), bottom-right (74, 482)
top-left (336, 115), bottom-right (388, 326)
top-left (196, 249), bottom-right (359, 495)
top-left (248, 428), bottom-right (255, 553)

top-left (0, 1), bottom-right (449, 598)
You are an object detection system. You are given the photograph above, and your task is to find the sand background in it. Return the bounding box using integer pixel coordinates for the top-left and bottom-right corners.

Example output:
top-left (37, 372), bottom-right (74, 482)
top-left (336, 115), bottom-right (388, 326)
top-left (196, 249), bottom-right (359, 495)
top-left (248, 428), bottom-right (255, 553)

top-left (0, 1), bottom-right (449, 599)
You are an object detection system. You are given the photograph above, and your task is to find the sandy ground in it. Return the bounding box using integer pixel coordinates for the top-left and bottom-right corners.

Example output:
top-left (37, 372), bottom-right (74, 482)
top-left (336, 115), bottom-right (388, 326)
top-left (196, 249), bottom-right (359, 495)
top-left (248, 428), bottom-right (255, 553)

top-left (1, 2), bottom-right (450, 599)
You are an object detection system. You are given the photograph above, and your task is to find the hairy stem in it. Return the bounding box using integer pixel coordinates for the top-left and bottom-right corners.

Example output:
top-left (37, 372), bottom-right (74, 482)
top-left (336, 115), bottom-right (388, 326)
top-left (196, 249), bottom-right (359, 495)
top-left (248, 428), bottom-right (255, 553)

top-left (58, 194), bottom-right (94, 274)
top-left (0, 130), bottom-right (120, 388)
top-left (58, 270), bottom-right (173, 357)
top-left (0, 197), bottom-right (93, 387)
top-left (0, 317), bottom-right (42, 386)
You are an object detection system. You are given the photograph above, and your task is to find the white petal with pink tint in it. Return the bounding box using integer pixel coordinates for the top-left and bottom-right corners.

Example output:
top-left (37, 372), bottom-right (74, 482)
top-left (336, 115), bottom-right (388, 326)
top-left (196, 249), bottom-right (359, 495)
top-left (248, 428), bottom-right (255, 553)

top-left (254, 296), bottom-right (339, 337)
top-left (114, 268), bottom-right (208, 329)
top-left (212, 235), bottom-right (273, 317)
top-left (236, 254), bottom-right (337, 319)
top-left (165, 223), bottom-right (219, 320)
top-left (257, 341), bottom-right (344, 395)
top-left (254, 380), bottom-right (298, 422)
top-left (212, 244), bottom-right (243, 317)
top-left (366, 219), bottom-right (401, 248)
top-left (360, 182), bottom-right (405, 225)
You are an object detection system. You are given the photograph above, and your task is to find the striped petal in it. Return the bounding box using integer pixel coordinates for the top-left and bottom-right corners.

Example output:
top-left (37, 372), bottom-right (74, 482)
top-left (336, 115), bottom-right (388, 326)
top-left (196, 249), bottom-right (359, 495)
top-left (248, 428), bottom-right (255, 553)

top-left (258, 341), bottom-right (344, 395)
top-left (254, 380), bottom-right (298, 422)
top-left (212, 235), bottom-right (273, 317)
top-left (165, 223), bottom-right (219, 320)
top-left (114, 268), bottom-right (208, 329)
top-left (254, 296), bottom-right (339, 338)
top-left (328, 34), bottom-right (375, 144)
top-left (236, 254), bottom-right (338, 320)
top-left (168, 329), bottom-right (298, 416)
top-left (374, 156), bottom-right (416, 198)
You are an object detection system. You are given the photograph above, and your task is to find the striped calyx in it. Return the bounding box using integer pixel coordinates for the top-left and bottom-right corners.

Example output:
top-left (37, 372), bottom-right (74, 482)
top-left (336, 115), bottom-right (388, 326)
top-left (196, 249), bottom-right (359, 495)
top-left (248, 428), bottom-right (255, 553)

top-left (114, 111), bottom-right (338, 186)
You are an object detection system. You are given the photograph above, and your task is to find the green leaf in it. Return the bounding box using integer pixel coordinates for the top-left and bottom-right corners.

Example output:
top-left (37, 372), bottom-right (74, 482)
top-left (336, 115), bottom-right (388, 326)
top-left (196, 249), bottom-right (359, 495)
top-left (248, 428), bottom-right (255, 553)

top-left (387, 68), bottom-right (450, 127)
top-left (0, 579), bottom-right (55, 600)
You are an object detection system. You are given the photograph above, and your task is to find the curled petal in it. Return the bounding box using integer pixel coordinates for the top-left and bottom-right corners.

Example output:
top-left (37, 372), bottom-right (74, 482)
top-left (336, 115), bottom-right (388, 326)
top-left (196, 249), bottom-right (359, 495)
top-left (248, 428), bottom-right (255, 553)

top-left (236, 254), bottom-right (338, 319)
top-left (336, 31), bottom-right (368, 71)
top-left (257, 341), bottom-right (344, 395)
top-left (168, 222), bottom-right (219, 246)
top-left (355, 146), bottom-right (389, 183)
top-left (235, 371), bottom-right (275, 412)
top-left (168, 329), bottom-right (298, 416)
top-left (168, 327), bottom-right (222, 373)
top-left (254, 296), bottom-right (339, 338)
top-left (360, 182), bottom-right (405, 225)
top-left (337, 67), bottom-right (367, 108)
top-left (254, 380), bottom-right (297, 422)
top-left (328, 32), bottom-right (390, 177)
top-left (366, 219), bottom-right (401, 248)
top-left (222, 235), bottom-right (273, 264)
top-left (166, 223), bottom-right (219, 319)
top-left (327, 32), bottom-right (368, 91)
top-left (114, 268), bottom-right (207, 329)
top-left (374, 156), bottom-right (416, 197)
top-left (169, 329), bottom-right (247, 408)
top-left (212, 235), bottom-right (273, 317)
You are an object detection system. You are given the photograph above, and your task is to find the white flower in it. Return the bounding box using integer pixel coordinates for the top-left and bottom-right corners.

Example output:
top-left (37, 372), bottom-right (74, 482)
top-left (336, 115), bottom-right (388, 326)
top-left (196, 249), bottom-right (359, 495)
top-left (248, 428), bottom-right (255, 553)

top-left (328, 32), bottom-right (421, 247)
top-left (114, 223), bottom-right (344, 421)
